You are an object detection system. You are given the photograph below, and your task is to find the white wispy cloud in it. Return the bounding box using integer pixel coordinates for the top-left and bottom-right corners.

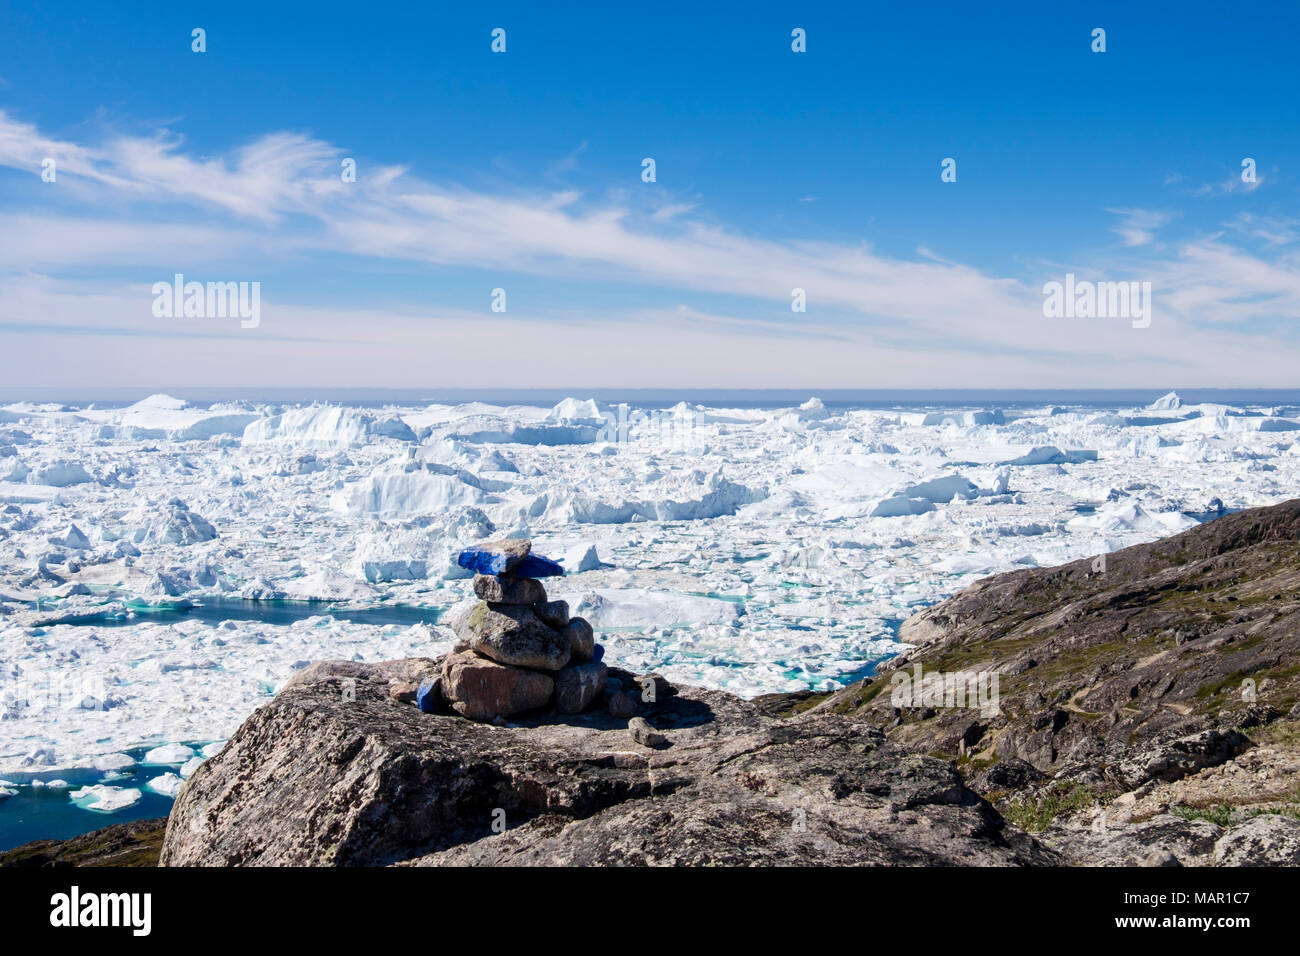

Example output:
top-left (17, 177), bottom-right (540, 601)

top-left (1, 110), bottom-right (1299, 387)
top-left (1107, 207), bottom-right (1173, 247)
top-left (0, 109), bottom-right (1036, 323)
top-left (1226, 213), bottom-right (1299, 246)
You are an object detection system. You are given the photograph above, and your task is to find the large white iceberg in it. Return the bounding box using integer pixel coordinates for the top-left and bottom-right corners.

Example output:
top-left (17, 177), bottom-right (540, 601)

top-left (549, 471), bottom-right (765, 523)
top-left (334, 463), bottom-right (489, 519)
top-left (243, 406), bottom-right (415, 447)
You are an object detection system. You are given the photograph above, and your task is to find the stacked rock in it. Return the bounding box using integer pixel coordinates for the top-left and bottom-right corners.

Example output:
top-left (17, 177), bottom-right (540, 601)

top-left (436, 538), bottom-right (609, 722)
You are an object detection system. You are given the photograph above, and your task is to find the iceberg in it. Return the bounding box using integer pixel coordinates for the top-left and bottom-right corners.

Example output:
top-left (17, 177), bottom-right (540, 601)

top-left (563, 543), bottom-right (603, 572)
top-left (921, 409), bottom-right (1004, 427)
top-left (1066, 501), bottom-right (1198, 535)
top-left (546, 397), bottom-right (612, 426)
top-left (869, 496), bottom-right (936, 518)
top-left (49, 523), bottom-right (92, 550)
top-left (128, 498), bottom-right (217, 546)
top-left (143, 743), bottom-right (196, 765)
top-left (146, 772), bottom-right (185, 798)
top-left (70, 785), bottom-right (143, 813)
top-left (897, 475), bottom-right (978, 503)
top-left (91, 753), bottom-right (136, 772)
top-left (550, 471), bottom-right (765, 524)
top-left (243, 406), bottom-right (415, 447)
top-left (31, 460), bottom-right (93, 486)
top-left (335, 465), bottom-right (488, 519)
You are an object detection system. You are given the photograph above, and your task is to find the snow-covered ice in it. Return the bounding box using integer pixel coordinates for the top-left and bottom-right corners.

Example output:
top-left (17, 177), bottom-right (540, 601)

top-left (146, 772), bottom-right (184, 797)
top-left (142, 743), bottom-right (195, 765)
top-left (69, 784), bottom-right (143, 813)
top-left (2, 391), bottom-right (1299, 775)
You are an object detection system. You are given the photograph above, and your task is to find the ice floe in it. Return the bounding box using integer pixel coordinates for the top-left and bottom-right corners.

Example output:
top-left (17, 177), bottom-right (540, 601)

top-left (243, 406), bottom-right (415, 448)
top-left (142, 743), bottom-right (195, 765)
top-left (146, 772), bottom-right (185, 797)
top-left (70, 784), bottom-right (143, 813)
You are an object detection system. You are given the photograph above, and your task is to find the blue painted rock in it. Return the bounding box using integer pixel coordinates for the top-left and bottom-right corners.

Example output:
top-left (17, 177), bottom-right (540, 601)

top-left (507, 553), bottom-right (564, 579)
top-left (416, 676), bottom-right (443, 713)
top-left (458, 538), bottom-right (531, 576)
top-left (457, 538), bottom-right (564, 579)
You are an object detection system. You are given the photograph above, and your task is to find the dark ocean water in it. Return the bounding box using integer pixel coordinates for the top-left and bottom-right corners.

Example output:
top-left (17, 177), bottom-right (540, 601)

top-left (0, 745), bottom-right (180, 852)
top-left (43, 597), bottom-right (444, 629)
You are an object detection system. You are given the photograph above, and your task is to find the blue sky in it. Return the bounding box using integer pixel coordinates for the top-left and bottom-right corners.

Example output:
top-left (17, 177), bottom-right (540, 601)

top-left (1, 0), bottom-right (1298, 389)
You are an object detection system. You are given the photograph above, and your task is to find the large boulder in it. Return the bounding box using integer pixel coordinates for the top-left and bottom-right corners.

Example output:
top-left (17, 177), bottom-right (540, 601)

top-left (456, 601), bottom-right (571, 671)
top-left (1042, 814), bottom-right (1224, 867)
top-left (440, 651), bottom-right (555, 722)
top-left (1114, 730), bottom-right (1254, 789)
top-left (159, 657), bottom-right (1057, 867)
top-left (1213, 814), bottom-right (1300, 866)
top-left (605, 676), bottom-right (642, 719)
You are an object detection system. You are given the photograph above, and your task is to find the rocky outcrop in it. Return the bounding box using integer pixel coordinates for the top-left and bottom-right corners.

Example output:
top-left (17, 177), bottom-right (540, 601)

top-left (1040, 814), bottom-right (1226, 867)
top-left (801, 501), bottom-right (1300, 770)
top-left (0, 818), bottom-right (166, 867)
top-left (1213, 815), bottom-right (1300, 865)
top-left (787, 498), bottom-right (1300, 865)
top-left (158, 657), bottom-right (1054, 867)
top-left (1040, 811), bottom-right (1300, 867)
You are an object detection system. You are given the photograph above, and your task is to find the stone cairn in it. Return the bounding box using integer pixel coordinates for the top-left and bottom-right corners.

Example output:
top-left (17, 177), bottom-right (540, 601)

top-left (412, 537), bottom-right (668, 731)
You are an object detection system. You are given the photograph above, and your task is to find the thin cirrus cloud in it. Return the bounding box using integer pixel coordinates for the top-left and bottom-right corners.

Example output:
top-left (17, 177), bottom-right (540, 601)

top-left (1106, 207), bottom-right (1173, 248)
top-left (0, 109), bottom-right (1042, 323)
top-left (1, 109), bottom-right (1299, 388)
